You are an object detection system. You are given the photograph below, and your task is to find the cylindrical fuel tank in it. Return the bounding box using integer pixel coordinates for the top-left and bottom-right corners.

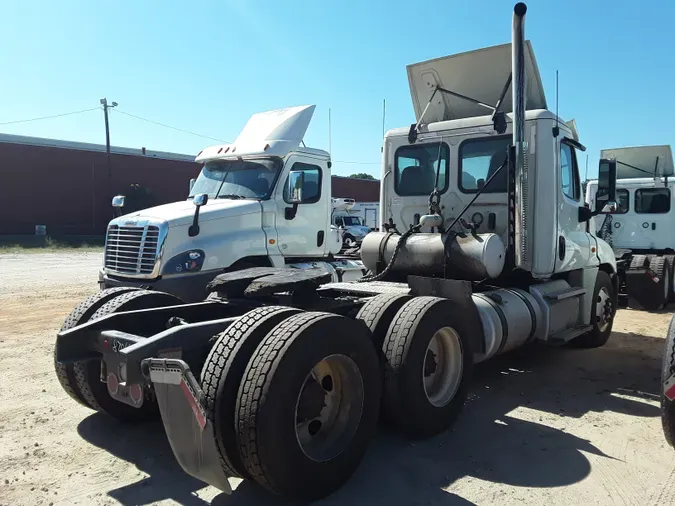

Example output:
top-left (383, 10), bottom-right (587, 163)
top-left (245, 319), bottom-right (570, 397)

top-left (471, 288), bottom-right (542, 363)
top-left (360, 231), bottom-right (506, 280)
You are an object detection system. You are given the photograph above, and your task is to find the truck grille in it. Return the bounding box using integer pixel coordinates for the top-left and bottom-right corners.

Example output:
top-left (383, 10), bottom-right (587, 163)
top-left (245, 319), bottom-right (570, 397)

top-left (105, 225), bottom-right (160, 275)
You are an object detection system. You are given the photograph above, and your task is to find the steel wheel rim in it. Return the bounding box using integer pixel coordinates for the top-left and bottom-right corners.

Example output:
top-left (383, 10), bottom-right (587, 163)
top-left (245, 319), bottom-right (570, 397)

top-left (294, 354), bottom-right (364, 462)
top-left (345, 237), bottom-right (355, 247)
top-left (596, 286), bottom-right (613, 332)
top-left (423, 327), bottom-right (463, 408)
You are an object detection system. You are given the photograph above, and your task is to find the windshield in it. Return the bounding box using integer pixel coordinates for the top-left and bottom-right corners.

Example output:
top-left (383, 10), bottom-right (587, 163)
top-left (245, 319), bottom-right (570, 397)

top-left (342, 216), bottom-right (362, 226)
top-left (189, 158), bottom-right (282, 200)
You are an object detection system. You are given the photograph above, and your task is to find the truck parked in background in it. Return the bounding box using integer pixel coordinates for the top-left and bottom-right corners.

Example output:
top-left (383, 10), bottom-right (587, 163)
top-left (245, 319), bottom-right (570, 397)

top-left (332, 198), bottom-right (377, 247)
top-left (586, 145), bottom-right (675, 310)
top-left (102, 105), bottom-right (367, 302)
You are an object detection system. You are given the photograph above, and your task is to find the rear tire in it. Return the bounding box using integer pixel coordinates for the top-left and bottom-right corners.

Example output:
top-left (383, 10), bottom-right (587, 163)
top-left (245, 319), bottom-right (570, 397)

top-left (662, 314), bottom-right (675, 447)
top-left (71, 290), bottom-right (183, 421)
top-left (200, 306), bottom-right (302, 478)
top-left (666, 255), bottom-right (675, 303)
top-left (646, 256), bottom-right (669, 310)
top-left (356, 293), bottom-right (413, 354)
top-left (382, 296), bottom-right (474, 439)
top-left (54, 287), bottom-right (142, 408)
top-left (569, 271), bottom-right (616, 349)
top-left (236, 312), bottom-right (381, 501)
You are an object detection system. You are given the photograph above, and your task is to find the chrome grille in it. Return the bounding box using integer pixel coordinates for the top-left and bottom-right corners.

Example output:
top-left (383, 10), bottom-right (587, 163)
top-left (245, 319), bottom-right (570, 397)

top-left (105, 225), bottom-right (160, 275)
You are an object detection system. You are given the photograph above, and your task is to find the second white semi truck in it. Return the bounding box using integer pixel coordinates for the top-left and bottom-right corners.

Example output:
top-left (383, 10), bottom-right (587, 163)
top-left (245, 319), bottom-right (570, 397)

top-left (586, 145), bottom-right (675, 310)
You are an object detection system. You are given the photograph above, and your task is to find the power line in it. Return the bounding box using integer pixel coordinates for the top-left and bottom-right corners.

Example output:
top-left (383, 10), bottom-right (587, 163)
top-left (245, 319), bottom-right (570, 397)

top-left (0, 107), bottom-right (100, 125)
top-left (333, 160), bottom-right (380, 165)
top-left (112, 108), bottom-right (226, 143)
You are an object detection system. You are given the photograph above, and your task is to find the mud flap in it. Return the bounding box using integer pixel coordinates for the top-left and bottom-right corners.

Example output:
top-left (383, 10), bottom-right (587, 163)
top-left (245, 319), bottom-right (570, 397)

top-left (665, 373), bottom-right (675, 401)
top-left (625, 268), bottom-right (663, 309)
top-left (143, 358), bottom-right (233, 494)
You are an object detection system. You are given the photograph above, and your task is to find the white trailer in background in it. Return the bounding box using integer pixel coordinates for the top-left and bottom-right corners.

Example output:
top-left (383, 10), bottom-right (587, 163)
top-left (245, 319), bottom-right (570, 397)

top-left (587, 145), bottom-right (675, 310)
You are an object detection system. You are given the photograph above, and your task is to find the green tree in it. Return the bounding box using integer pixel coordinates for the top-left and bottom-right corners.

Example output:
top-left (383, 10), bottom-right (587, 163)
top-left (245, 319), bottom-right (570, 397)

top-left (349, 173), bottom-right (376, 180)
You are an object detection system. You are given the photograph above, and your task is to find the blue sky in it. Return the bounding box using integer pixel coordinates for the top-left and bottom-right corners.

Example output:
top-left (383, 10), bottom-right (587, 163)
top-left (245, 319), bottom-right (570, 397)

top-left (1, 0), bottom-right (673, 179)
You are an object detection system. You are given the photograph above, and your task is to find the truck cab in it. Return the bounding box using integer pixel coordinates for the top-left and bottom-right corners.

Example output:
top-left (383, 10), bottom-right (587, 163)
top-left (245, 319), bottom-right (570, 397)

top-left (100, 106), bottom-right (364, 302)
top-left (379, 41), bottom-right (615, 281)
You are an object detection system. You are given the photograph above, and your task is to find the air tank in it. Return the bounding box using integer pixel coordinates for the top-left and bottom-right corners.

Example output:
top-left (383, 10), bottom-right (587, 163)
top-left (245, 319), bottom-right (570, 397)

top-left (360, 231), bottom-right (506, 280)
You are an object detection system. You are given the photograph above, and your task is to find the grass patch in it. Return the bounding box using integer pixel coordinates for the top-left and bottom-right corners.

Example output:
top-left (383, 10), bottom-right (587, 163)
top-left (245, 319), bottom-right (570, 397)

top-left (0, 236), bottom-right (104, 254)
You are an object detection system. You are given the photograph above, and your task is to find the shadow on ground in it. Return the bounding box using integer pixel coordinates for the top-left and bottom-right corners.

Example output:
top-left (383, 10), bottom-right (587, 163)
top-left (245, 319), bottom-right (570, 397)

top-left (77, 328), bottom-right (664, 506)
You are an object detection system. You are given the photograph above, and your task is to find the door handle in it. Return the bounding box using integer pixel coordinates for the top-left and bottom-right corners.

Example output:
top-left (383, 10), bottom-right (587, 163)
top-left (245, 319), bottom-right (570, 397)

top-left (558, 236), bottom-right (566, 261)
top-left (652, 222), bottom-right (656, 230)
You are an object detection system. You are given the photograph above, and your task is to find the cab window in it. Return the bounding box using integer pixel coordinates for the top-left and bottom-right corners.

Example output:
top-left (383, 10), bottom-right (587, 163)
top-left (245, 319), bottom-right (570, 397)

top-left (394, 142), bottom-right (449, 196)
top-left (560, 142), bottom-right (580, 201)
top-left (615, 189), bottom-right (629, 214)
top-left (635, 188), bottom-right (670, 214)
top-left (283, 162), bottom-right (322, 204)
top-left (458, 136), bottom-right (511, 193)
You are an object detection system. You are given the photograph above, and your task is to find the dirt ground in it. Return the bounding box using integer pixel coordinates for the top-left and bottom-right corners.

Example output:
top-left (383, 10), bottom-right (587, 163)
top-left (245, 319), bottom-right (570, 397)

top-left (2, 252), bottom-right (675, 506)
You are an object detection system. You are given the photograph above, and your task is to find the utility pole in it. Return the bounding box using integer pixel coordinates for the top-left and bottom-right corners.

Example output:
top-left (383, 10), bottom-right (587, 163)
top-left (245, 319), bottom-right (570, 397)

top-left (328, 108), bottom-right (332, 158)
top-left (100, 98), bottom-right (118, 177)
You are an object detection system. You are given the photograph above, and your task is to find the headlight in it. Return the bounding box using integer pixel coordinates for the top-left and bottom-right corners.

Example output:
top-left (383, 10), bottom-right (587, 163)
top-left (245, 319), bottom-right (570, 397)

top-left (161, 249), bottom-right (205, 275)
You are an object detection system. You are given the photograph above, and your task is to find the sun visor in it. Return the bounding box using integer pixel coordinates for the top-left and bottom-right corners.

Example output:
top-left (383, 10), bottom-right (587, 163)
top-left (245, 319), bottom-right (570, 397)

top-left (601, 145), bottom-right (674, 178)
top-left (196, 105), bottom-right (316, 162)
top-left (407, 41), bottom-right (547, 123)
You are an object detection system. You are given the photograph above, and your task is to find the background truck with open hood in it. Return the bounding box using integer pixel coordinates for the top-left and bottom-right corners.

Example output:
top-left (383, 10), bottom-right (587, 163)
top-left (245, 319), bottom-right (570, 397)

top-left (586, 145), bottom-right (675, 310)
top-left (55, 3), bottom-right (621, 502)
top-left (101, 105), bottom-right (366, 302)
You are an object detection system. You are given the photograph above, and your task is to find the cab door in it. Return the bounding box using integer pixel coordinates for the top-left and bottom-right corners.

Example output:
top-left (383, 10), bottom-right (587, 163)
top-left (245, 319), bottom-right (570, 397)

top-left (273, 156), bottom-right (329, 257)
top-left (555, 140), bottom-right (592, 272)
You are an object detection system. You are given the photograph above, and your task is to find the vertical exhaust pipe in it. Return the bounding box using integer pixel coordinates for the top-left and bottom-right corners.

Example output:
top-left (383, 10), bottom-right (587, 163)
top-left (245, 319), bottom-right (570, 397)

top-left (511, 2), bottom-right (531, 269)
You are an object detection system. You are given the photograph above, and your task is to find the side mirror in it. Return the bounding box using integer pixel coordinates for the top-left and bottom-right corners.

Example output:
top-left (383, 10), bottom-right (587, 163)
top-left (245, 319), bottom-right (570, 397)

top-left (594, 158), bottom-right (617, 215)
top-left (112, 195), bottom-right (126, 208)
top-left (193, 193), bottom-right (208, 207)
top-left (287, 170), bottom-right (305, 204)
top-left (189, 194), bottom-right (208, 237)
top-left (189, 178), bottom-right (196, 194)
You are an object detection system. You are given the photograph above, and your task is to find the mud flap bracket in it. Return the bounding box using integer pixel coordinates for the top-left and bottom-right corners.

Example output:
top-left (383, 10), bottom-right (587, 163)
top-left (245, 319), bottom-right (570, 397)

top-left (143, 358), bottom-right (233, 494)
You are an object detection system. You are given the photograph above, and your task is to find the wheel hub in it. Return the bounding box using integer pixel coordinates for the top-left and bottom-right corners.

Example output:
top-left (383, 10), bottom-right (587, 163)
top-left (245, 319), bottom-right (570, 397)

top-left (294, 354), bottom-right (364, 462)
top-left (423, 327), bottom-right (463, 408)
top-left (595, 287), bottom-right (613, 331)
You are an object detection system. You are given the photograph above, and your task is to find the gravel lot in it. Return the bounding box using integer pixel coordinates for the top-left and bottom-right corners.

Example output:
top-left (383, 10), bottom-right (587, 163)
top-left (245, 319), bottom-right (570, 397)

top-left (2, 251), bottom-right (675, 506)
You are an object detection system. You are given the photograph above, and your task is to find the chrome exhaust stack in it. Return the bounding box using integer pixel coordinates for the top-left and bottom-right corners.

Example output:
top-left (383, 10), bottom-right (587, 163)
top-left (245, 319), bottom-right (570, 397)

top-left (511, 2), bottom-right (531, 270)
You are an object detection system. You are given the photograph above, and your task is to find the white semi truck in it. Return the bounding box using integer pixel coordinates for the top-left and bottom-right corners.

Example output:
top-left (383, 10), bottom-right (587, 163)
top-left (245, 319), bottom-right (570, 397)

top-left (101, 105), bottom-right (366, 302)
top-left (331, 197), bottom-right (375, 247)
top-left (54, 3), bottom-right (621, 501)
top-left (586, 145), bottom-right (675, 310)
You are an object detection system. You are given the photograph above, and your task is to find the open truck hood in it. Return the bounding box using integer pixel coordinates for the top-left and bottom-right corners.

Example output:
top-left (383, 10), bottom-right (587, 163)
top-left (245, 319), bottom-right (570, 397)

top-left (196, 105), bottom-right (316, 162)
top-left (601, 145), bottom-right (674, 179)
top-left (407, 41), bottom-right (547, 123)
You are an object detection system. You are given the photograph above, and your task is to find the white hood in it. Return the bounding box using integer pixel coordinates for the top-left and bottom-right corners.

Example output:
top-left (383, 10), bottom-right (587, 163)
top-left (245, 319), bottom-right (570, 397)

top-left (196, 105), bottom-right (316, 162)
top-left (407, 41), bottom-right (546, 123)
top-left (116, 199), bottom-right (261, 228)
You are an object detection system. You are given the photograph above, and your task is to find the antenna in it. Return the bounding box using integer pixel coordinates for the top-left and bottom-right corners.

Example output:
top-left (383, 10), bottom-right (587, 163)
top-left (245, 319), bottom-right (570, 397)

top-left (381, 99), bottom-right (386, 153)
top-left (585, 154), bottom-right (589, 182)
top-left (328, 108), bottom-right (332, 157)
top-left (552, 70), bottom-right (560, 137)
top-left (382, 99), bottom-right (386, 139)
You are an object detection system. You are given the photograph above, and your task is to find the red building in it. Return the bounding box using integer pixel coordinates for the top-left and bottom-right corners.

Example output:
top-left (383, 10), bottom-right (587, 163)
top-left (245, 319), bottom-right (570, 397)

top-left (0, 134), bottom-right (380, 236)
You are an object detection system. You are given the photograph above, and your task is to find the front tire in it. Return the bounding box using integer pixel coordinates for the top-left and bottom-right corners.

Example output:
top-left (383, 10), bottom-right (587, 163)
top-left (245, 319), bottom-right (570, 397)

top-left (569, 271), bottom-right (616, 349)
top-left (661, 313), bottom-right (675, 447)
